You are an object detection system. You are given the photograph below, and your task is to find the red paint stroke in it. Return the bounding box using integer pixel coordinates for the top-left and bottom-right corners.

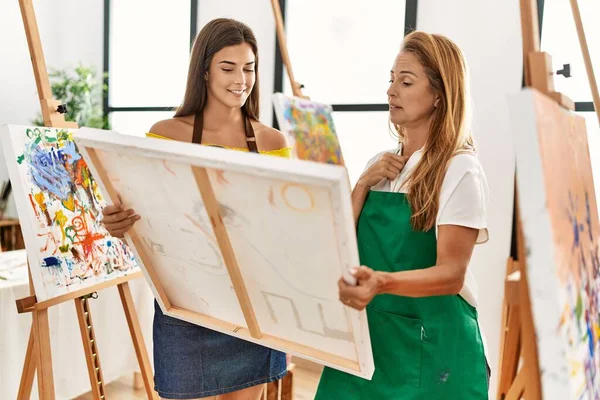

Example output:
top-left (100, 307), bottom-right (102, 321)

top-left (71, 159), bottom-right (88, 188)
top-left (184, 214), bottom-right (216, 243)
top-left (163, 160), bottom-right (176, 177)
top-left (88, 206), bottom-right (97, 221)
top-left (70, 201), bottom-right (106, 261)
top-left (37, 231), bottom-right (60, 255)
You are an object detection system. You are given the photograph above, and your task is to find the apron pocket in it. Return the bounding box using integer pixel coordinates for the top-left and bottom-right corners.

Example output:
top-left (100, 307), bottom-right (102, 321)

top-left (367, 307), bottom-right (422, 388)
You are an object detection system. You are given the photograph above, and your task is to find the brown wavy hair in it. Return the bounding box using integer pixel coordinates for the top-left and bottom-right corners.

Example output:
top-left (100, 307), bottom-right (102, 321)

top-left (174, 18), bottom-right (260, 119)
top-left (395, 31), bottom-right (474, 231)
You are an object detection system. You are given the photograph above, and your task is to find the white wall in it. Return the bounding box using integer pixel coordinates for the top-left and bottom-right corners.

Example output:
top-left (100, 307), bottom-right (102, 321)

top-left (0, 0), bottom-right (104, 219)
top-left (0, 0), bottom-right (103, 126)
top-left (196, 1), bottom-right (277, 126)
top-left (417, 1), bottom-right (522, 398)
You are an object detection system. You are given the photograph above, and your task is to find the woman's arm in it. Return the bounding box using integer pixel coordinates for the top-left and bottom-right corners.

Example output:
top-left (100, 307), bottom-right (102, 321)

top-left (338, 224), bottom-right (478, 310)
top-left (351, 181), bottom-right (370, 223)
top-left (378, 225), bottom-right (478, 297)
top-left (352, 152), bottom-right (408, 223)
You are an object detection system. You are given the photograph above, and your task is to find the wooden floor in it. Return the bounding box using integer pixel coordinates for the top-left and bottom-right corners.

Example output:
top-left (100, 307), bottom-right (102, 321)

top-left (74, 365), bottom-right (322, 400)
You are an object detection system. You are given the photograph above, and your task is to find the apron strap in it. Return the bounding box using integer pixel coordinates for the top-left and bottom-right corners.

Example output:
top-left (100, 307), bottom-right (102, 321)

top-left (192, 110), bottom-right (259, 153)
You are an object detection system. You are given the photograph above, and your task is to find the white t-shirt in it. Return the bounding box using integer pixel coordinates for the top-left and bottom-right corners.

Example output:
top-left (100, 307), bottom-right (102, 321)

top-left (362, 144), bottom-right (491, 365)
top-left (362, 144), bottom-right (490, 309)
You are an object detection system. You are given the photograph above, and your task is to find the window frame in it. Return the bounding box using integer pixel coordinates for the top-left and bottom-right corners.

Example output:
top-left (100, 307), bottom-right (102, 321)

top-left (102, 0), bottom-right (198, 122)
top-left (539, 0), bottom-right (596, 113)
top-left (271, 0), bottom-right (419, 127)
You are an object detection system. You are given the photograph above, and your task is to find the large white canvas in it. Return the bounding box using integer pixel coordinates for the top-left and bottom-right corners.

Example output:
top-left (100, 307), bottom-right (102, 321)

top-left (0, 125), bottom-right (139, 302)
top-left (74, 127), bottom-right (374, 379)
top-left (510, 89), bottom-right (600, 399)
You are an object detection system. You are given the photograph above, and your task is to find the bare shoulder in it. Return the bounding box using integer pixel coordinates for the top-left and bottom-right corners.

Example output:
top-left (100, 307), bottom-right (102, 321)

top-left (148, 116), bottom-right (194, 142)
top-left (251, 121), bottom-right (289, 151)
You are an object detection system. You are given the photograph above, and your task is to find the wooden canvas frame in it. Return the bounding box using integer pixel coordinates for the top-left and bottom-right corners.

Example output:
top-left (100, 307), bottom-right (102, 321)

top-left (510, 88), bottom-right (600, 398)
top-left (74, 127), bottom-right (375, 380)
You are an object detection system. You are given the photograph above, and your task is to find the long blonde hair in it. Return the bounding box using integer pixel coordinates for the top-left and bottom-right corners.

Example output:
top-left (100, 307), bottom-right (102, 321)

top-left (396, 31), bottom-right (474, 231)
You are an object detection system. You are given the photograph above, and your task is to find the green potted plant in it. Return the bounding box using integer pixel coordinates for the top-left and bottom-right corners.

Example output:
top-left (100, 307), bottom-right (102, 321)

top-left (31, 64), bottom-right (109, 129)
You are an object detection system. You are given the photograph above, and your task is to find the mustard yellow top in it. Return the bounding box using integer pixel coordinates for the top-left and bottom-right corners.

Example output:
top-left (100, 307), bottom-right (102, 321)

top-left (146, 132), bottom-right (292, 158)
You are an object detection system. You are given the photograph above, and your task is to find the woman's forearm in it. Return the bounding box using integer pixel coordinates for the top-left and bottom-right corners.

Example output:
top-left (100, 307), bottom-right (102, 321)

top-left (351, 181), bottom-right (370, 223)
top-left (376, 264), bottom-right (465, 298)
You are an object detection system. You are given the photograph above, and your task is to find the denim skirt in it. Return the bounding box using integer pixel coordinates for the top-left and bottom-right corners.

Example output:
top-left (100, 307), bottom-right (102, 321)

top-left (153, 301), bottom-right (287, 399)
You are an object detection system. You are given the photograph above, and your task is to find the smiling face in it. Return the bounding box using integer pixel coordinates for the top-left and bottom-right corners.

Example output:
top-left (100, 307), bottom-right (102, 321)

top-left (387, 51), bottom-right (439, 128)
top-left (206, 43), bottom-right (257, 109)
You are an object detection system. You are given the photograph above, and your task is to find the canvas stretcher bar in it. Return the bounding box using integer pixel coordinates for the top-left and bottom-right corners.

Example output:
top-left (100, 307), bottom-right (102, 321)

top-left (82, 141), bottom-right (362, 372)
top-left (74, 127), bottom-right (374, 379)
top-left (191, 166), bottom-right (262, 338)
top-left (86, 146), bottom-right (263, 339)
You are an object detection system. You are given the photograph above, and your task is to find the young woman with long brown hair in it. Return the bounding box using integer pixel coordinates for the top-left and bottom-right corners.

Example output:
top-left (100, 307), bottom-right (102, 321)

top-left (316, 31), bottom-right (491, 399)
top-left (101, 18), bottom-right (290, 400)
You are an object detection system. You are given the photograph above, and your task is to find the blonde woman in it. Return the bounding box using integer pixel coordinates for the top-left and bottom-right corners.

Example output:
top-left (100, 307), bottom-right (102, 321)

top-left (316, 31), bottom-right (490, 399)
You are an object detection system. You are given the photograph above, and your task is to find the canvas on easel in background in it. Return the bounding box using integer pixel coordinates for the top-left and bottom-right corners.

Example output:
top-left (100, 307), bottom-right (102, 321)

top-left (497, 0), bottom-right (600, 399)
top-left (0, 125), bottom-right (139, 301)
top-left (2, 1), bottom-right (157, 399)
top-left (269, 0), bottom-right (345, 168)
top-left (272, 93), bottom-right (344, 166)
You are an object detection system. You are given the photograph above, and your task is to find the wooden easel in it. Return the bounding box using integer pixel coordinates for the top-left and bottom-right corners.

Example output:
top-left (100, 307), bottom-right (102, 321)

top-left (497, 0), bottom-right (600, 399)
top-left (270, 0), bottom-right (308, 100)
top-left (15, 1), bottom-right (156, 399)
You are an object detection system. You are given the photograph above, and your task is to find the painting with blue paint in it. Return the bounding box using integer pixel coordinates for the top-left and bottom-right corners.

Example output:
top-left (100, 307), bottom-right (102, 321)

top-left (0, 125), bottom-right (138, 301)
top-left (512, 90), bottom-right (600, 399)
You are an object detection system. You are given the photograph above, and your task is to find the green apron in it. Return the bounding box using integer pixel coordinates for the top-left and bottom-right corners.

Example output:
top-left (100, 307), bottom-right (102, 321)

top-left (315, 191), bottom-right (489, 399)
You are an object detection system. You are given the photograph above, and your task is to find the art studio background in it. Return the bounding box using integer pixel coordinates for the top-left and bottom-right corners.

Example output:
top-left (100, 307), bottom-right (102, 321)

top-left (0, 0), bottom-right (598, 399)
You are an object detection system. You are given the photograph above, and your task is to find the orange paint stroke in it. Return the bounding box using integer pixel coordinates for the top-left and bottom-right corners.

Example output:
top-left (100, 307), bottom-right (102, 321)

top-left (37, 231), bottom-right (60, 255)
top-left (69, 202), bottom-right (106, 261)
top-left (280, 183), bottom-right (316, 213)
top-left (28, 193), bottom-right (40, 218)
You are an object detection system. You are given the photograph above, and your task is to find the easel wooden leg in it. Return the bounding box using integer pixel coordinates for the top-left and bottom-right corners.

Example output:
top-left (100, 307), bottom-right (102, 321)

top-left (265, 363), bottom-right (294, 400)
top-left (518, 274), bottom-right (542, 399)
top-left (75, 296), bottom-right (105, 399)
top-left (497, 259), bottom-right (523, 399)
top-left (17, 324), bottom-right (37, 399)
top-left (118, 282), bottom-right (158, 399)
top-left (505, 369), bottom-right (526, 400)
top-left (497, 304), bottom-right (521, 396)
top-left (34, 308), bottom-right (55, 400)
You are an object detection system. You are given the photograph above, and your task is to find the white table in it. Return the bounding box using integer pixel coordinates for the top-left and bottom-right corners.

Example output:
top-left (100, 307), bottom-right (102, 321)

top-left (0, 250), bottom-right (155, 399)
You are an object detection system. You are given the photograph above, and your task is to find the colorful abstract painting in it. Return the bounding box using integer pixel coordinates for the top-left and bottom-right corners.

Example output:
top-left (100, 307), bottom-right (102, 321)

top-left (512, 90), bottom-right (600, 399)
top-left (272, 93), bottom-right (344, 165)
top-left (0, 125), bottom-right (138, 301)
